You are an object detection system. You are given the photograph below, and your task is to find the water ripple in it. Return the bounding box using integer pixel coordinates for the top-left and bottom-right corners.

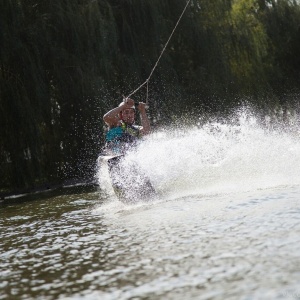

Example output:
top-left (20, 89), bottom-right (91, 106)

top-left (1, 186), bottom-right (300, 299)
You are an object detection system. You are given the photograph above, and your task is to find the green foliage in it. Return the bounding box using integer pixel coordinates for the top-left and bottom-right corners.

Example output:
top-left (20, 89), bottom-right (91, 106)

top-left (228, 0), bottom-right (270, 90)
top-left (1, 0), bottom-right (300, 194)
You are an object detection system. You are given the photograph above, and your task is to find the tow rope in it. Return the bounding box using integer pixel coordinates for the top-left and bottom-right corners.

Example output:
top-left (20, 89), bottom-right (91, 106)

top-left (125, 0), bottom-right (192, 105)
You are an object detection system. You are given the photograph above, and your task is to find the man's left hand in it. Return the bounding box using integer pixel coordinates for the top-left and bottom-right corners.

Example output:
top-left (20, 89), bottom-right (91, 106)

top-left (137, 102), bottom-right (147, 112)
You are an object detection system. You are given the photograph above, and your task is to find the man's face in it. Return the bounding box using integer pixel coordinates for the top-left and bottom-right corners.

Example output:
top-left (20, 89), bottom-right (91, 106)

top-left (121, 108), bottom-right (135, 125)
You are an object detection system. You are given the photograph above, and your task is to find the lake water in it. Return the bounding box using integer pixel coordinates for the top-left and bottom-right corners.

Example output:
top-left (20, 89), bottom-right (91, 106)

top-left (1, 112), bottom-right (300, 300)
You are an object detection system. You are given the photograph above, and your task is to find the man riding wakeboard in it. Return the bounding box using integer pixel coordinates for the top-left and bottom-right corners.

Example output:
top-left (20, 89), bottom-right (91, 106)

top-left (101, 98), bottom-right (155, 202)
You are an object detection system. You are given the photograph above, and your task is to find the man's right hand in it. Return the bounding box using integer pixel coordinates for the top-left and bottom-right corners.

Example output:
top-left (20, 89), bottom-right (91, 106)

top-left (123, 98), bottom-right (135, 108)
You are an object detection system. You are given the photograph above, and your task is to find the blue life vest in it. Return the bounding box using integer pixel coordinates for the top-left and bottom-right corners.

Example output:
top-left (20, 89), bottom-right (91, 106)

top-left (106, 126), bottom-right (124, 142)
top-left (105, 122), bottom-right (141, 155)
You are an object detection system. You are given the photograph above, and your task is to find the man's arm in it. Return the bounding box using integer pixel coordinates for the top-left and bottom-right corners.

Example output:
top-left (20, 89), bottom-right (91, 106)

top-left (138, 102), bottom-right (151, 135)
top-left (103, 98), bottom-right (135, 127)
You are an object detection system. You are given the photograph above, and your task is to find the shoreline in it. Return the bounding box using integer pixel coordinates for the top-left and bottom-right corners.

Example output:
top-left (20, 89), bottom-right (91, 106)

top-left (0, 178), bottom-right (99, 202)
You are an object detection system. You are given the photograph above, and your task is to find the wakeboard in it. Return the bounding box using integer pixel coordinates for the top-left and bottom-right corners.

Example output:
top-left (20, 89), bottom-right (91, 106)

top-left (98, 154), bottom-right (156, 203)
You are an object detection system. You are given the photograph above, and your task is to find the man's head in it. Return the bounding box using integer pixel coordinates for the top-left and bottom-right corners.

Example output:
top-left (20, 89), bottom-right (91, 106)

top-left (119, 102), bottom-right (135, 125)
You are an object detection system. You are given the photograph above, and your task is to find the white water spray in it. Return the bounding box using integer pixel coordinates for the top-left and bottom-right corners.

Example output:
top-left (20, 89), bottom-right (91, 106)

top-left (97, 109), bottom-right (300, 200)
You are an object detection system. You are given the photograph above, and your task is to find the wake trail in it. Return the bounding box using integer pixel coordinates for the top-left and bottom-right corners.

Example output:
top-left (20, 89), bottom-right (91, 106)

top-left (125, 109), bottom-right (300, 198)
